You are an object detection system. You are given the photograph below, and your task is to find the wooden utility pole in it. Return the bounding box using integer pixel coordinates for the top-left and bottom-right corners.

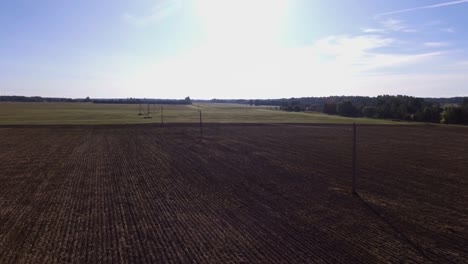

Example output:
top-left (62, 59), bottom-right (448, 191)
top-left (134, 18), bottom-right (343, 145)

top-left (161, 106), bottom-right (164, 126)
top-left (199, 110), bottom-right (203, 140)
top-left (147, 104), bottom-right (151, 118)
top-left (352, 122), bottom-right (357, 195)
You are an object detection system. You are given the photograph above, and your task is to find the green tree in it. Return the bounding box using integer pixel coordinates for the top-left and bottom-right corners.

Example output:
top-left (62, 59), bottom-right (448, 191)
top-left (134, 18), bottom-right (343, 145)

top-left (461, 105), bottom-right (468, 124)
top-left (362, 106), bottom-right (377, 118)
top-left (336, 101), bottom-right (356, 117)
top-left (323, 102), bottom-right (337, 115)
top-left (443, 107), bottom-right (464, 124)
top-left (417, 106), bottom-right (442, 123)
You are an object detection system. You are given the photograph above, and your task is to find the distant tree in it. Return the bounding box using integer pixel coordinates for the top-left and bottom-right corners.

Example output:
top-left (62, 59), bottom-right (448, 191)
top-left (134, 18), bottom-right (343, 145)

top-left (417, 106), bottom-right (442, 123)
top-left (362, 106), bottom-right (377, 118)
top-left (184, 96), bottom-right (192, 104)
top-left (464, 107), bottom-right (468, 124)
top-left (291, 100), bottom-right (301, 106)
top-left (236, 95), bottom-right (467, 126)
top-left (443, 106), bottom-right (464, 124)
top-left (249, 99), bottom-right (254, 106)
top-left (396, 104), bottom-right (409, 120)
top-left (323, 102), bottom-right (337, 115)
top-left (336, 101), bottom-right (357, 117)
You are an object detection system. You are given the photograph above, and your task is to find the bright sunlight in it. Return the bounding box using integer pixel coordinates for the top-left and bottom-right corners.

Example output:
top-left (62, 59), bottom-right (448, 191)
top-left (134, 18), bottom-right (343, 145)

top-left (193, 0), bottom-right (289, 48)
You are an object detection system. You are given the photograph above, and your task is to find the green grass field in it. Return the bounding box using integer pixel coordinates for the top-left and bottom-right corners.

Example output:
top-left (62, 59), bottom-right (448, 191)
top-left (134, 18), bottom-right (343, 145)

top-left (0, 102), bottom-right (399, 125)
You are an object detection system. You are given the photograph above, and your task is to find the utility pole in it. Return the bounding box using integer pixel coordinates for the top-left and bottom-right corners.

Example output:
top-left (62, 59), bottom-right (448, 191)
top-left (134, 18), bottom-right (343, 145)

top-left (161, 106), bottom-right (164, 126)
top-left (199, 110), bottom-right (203, 140)
top-left (352, 122), bottom-right (357, 195)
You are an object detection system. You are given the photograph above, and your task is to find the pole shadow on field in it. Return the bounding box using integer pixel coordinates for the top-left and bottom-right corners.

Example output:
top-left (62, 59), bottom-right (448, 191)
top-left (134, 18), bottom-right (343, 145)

top-left (352, 123), bottom-right (430, 261)
top-left (353, 193), bottom-right (431, 261)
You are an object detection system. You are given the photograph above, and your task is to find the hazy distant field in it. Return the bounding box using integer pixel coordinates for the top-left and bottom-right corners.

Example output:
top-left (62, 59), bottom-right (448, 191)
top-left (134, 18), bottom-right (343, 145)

top-left (0, 102), bottom-right (396, 125)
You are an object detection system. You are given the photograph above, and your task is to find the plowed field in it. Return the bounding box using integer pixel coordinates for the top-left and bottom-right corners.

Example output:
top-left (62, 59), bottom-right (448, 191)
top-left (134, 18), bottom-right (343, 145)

top-left (0, 124), bottom-right (467, 263)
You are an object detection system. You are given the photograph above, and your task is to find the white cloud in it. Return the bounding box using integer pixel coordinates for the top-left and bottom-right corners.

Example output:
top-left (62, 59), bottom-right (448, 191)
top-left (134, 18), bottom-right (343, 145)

top-left (441, 27), bottom-right (456, 33)
top-left (123, 0), bottom-right (181, 27)
top-left (361, 28), bottom-right (386, 33)
top-left (309, 35), bottom-right (394, 57)
top-left (424, 42), bottom-right (451, 47)
top-left (305, 35), bottom-right (447, 74)
top-left (363, 19), bottom-right (417, 34)
top-left (376, 0), bottom-right (468, 17)
top-left (380, 19), bottom-right (405, 31)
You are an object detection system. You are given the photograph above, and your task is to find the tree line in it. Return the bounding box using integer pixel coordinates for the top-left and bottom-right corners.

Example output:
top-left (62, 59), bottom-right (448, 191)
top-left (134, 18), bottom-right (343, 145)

top-left (251, 96), bottom-right (468, 125)
top-left (0, 96), bottom-right (89, 103)
top-left (93, 97), bottom-right (192, 105)
top-left (0, 96), bottom-right (192, 105)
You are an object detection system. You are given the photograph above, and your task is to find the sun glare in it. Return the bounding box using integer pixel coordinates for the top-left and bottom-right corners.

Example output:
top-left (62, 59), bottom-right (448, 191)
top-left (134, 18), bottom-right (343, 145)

top-left (193, 0), bottom-right (289, 48)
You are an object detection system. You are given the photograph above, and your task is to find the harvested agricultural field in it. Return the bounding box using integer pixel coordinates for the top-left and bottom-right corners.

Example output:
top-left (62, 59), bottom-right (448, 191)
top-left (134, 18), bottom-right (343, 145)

top-left (0, 124), bottom-right (467, 263)
top-left (0, 102), bottom-right (395, 125)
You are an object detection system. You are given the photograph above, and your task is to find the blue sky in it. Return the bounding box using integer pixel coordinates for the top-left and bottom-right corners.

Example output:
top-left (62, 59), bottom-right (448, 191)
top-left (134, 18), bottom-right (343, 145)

top-left (1, 0), bottom-right (468, 98)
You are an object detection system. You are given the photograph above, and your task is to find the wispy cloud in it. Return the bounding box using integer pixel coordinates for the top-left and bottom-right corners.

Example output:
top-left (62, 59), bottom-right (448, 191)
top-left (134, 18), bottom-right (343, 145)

top-left (361, 28), bottom-right (386, 33)
top-left (441, 27), bottom-right (456, 33)
top-left (307, 35), bottom-right (447, 74)
top-left (362, 19), bottom-right (417, 34)
top-left (310, 35), bottom-right (394, 57)
top-left (421, 21), bottom-right (457, 34)
top-left (380, 19), bottom-right (417, 32)
top-left (375, 0), bottom-right (468, 17)
top-left (380, 19), bottom-right (405, 31)
top-left (123, 0), bottom-right (181, 27)
top-left (424, 42), bottom-right (451, 47)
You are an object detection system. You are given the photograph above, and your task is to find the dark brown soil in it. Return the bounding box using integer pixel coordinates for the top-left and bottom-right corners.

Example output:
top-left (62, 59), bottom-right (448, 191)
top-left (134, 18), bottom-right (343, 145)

top-left (0, 124), bottom-right (467, 263)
